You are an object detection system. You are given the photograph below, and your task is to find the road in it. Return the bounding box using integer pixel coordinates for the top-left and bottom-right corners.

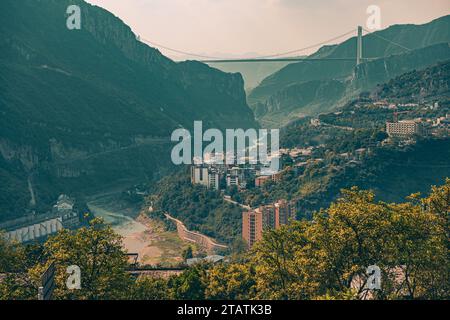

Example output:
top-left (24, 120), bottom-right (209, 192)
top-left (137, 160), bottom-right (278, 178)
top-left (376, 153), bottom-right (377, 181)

top-left (54, 137), bottom-right (172, 164)
top-left (223, 197), bottom-right (252, 210)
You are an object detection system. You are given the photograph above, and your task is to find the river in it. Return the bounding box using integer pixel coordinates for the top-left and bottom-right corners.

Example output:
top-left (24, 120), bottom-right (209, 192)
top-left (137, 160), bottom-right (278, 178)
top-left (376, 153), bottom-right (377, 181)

top-left (87, 201), bottom-right (147, 237)
top-left (86, 195), bottom-right (184, 265)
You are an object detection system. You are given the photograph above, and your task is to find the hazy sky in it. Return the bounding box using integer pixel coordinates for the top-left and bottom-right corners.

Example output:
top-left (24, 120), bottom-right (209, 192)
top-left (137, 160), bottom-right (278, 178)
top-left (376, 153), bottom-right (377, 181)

top-left (86, 0), bottom-right (449, 60)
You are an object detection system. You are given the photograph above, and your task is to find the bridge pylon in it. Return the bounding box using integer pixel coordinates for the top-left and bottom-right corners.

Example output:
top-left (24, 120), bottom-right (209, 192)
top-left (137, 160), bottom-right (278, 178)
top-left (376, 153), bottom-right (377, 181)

top-left (356, 26), bottom-right (363, 65)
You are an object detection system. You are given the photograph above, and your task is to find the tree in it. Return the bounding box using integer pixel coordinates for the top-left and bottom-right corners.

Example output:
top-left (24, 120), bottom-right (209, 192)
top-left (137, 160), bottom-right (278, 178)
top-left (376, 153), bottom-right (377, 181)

top-left (0, 235), bottom-right (35, 300)
top-left (205, 263), bottom-right (256, 300)
top-left (0, 233), bottom-right (26, 273)
top-left (182, 246), bottom-right (193, 261)
top-left (129, 277), bottom-right (170, 300)
top-left (30, 218), bottom-right (131, 300)
top-left (168, 264), bottom-right (207, 300)
top-left (250, 183), bottom-right (450, 300)
top-left (251, 222), bottom-right (317, 299)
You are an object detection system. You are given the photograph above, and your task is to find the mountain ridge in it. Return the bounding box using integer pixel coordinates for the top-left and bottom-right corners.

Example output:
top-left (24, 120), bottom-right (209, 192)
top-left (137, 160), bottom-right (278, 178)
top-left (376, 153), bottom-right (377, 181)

top-left (249, 14), bottom-right (450, 126)
top-left (0, 0), bottom-right (257, 220)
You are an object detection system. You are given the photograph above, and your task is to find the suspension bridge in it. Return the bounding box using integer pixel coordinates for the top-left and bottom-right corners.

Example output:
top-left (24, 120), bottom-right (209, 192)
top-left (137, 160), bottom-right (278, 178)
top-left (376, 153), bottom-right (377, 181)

top-left (140, 26), bottom-right (411, 66)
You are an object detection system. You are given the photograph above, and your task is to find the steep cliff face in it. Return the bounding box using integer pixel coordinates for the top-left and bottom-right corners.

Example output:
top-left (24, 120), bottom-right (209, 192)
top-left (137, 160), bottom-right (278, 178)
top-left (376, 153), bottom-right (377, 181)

top-left (351, 43), bottom-right (450, 90)
top-left (254, 80), bottom-right (346, 126)
top-left (372, 60), bottom-right (450, 101)
top-left (0, 0), bottom-right (257, 220)
top-left (249, 15), bottom-right (450, 126)
top-left (255, 43), bottom-right (450, 127)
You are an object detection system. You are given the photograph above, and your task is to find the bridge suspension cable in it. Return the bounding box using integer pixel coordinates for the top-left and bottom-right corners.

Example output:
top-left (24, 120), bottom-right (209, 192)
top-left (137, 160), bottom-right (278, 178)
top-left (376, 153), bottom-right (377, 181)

top-left (140, 27), bottom-right (413, 64)
top-left (139, 28), bottom-right (357, 61)
top-left (240, 29), bottom-right (357, 59)
top-left (362, 27), bottom-right (412, 52)
top-left (140, 37), bottom-right (224, 60)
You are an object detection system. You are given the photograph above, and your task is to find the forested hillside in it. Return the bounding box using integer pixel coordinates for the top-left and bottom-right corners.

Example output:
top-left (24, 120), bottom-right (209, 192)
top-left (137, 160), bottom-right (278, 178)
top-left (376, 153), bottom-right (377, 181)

top-left (149, 168), bottom-right (243, 246)
top-left (148, 60), bottom-right (450, 241)
top-left (373, 60), bottom-right (450, 101)
top-left (0, 0), bottom-right (257, 220)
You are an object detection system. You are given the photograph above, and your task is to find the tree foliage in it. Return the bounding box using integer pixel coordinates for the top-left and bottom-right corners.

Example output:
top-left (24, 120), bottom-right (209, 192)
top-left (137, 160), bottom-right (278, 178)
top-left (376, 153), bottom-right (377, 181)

top-left (250, 183), bottom-right (449, 300)
top-left (1, 181), bottom-right (448, 300)
top-left (28, 218), bottom-right (131, 300)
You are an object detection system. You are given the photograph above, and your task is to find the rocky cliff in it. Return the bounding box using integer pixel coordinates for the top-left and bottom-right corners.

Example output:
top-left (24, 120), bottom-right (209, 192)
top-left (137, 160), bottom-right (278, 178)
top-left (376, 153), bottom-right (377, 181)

top-left (0, 0), bottom-right (257, 220)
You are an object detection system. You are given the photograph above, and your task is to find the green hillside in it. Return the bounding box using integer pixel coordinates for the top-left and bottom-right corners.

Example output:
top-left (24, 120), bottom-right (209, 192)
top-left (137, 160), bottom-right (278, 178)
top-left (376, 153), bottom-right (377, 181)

top-left (372, 60), bottom-right (450, 101)
top-left (0, 0), bottom-right (257, 221)
top-left (154, 62), bottom-right (450, 240)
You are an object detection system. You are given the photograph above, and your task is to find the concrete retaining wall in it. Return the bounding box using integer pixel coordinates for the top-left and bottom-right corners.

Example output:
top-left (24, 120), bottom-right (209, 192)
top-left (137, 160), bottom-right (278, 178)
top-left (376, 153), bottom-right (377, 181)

top-left (165, 213), bottom-right (227, 254)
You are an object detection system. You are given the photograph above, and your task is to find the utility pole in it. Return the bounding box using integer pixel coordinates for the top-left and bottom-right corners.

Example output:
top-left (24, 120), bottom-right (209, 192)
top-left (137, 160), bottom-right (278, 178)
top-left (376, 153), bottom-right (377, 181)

top-left (356, 26), bottom-right (363, 66)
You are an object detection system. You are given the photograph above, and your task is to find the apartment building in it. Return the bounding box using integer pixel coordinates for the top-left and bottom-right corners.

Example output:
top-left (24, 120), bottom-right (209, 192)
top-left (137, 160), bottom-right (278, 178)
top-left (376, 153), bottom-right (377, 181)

top-left (191, 166), bottom-right (219, 190)
top-left (242, 209), bottom-right (263, 249)
top-left (255, 175), bottom-right (271, 187)
top-left (386, 120), bottom-right (423, 137)
top-left (226, 174), bottom-right (239, 187)
top-left (260, 204), bottom-right (276, 230)
top-left (274, 200), bottom-right (296, 228)
top-left (208, 171), bottom-right (220, 190)
top-left (242, 200), bottom-right (297, 248)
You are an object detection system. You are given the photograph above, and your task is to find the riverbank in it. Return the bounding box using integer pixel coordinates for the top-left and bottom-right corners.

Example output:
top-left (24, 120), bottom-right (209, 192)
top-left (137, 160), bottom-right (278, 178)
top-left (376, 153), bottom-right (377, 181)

top-left (87, 194), bottom-right (190, 266)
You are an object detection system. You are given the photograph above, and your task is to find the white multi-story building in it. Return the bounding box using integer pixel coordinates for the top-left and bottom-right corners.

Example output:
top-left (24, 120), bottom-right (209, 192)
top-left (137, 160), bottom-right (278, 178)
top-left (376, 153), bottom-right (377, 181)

top-left (226, 174), bottom-right (239, 188)
top-left (191, 166), bottom-right (219, 190)
top-left (208, 171), bottom-right (219, 190)
top-left (52, 194), bottom-right (79, 229)
top-left (386, 120), bottom-right (423, 137)
top-left (191, 166), bottom-right (209, 186)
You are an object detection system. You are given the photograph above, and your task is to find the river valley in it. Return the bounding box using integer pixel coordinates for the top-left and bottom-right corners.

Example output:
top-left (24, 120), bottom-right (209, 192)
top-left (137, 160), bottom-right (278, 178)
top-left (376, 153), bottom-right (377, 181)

top-left (86, 193), bottom-right (187, 266)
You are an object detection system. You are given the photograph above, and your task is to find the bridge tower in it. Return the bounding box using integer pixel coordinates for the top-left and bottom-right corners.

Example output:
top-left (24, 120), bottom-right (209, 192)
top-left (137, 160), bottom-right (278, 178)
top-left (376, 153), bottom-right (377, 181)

top-left (356, 26), bottom-right (363, 65)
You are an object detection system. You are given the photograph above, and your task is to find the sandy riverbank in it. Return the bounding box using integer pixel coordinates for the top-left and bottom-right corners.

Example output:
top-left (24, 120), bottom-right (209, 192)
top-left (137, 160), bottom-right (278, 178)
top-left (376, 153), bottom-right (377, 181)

top-left (87, 195), bottom-right (188, 266)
